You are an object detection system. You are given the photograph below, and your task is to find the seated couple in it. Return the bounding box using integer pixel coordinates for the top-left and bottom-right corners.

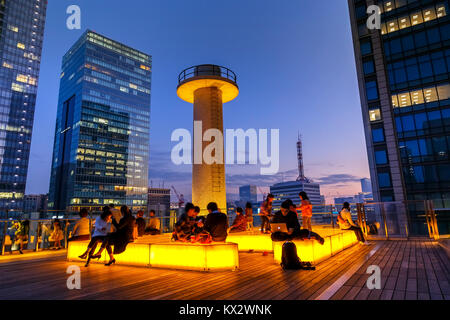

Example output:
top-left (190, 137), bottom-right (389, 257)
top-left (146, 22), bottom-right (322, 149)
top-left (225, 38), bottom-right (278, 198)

top-left (172, 202), bottom-right (228, 243)
top-left (135, 210), bottom-right (161, 237)
top-left (271, 200), bottom-right (325, 245)
top-left (78, 205), bottom-right (135, 267)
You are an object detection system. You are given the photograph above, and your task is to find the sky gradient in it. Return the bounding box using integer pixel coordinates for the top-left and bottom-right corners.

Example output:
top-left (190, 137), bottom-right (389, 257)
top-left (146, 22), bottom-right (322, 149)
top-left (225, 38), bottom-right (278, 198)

top-left (27, 0), bottom-right (370, 203)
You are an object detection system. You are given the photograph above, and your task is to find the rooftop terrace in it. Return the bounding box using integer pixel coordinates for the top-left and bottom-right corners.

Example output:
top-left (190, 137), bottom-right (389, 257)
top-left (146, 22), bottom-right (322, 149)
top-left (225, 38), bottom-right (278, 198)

top-left (0, 240), bottom-right (448, 300)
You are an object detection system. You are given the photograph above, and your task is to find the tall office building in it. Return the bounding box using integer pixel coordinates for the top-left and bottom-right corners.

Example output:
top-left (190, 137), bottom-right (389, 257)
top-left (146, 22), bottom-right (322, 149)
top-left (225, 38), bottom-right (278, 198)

top-left (239, 185), bottom-right (258, 204)
top-left (48, 30), bottom-right (151, 211)
top-left (147, 188), bottom-right (170, 217)
top-left (270, 181), bottom-right (322, 211)
top-left (361, 177), bottom-right (373, 193)
top-left (348, 0), bottom-right (450, 209)
top-left (0, 0), bottom-right (47, 210)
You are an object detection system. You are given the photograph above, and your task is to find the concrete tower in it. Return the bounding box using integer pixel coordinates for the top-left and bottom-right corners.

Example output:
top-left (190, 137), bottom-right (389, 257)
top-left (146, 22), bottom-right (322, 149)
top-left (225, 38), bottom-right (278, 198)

top-left (177, 65), bottom-right (239, 214)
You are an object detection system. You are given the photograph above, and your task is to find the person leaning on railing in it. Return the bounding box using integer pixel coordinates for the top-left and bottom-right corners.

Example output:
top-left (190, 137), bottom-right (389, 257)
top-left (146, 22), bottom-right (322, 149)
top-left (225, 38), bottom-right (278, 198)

top-left (259, 194), bottom-right (274, 234)
top-left (245, 202), bottom-right (254, 231)
top-left (337, 202), bottom-right (370, 246)
top-left (298, 192), bottom-right (313, 232)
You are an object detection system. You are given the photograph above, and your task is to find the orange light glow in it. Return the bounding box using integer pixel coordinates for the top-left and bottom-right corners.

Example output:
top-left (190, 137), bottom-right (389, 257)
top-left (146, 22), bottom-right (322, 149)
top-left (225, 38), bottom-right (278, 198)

top-left (273, 231), bottom-right (358, 264)
top-left (226, 233), bottom-right (274, 252)
top-left (67, 241), bottom-right (239, 271)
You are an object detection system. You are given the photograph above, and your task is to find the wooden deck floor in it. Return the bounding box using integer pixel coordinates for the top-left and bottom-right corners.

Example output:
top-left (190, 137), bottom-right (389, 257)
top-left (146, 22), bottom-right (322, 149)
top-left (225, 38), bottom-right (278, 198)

top-left (0, 240), bottom-right (448, 300)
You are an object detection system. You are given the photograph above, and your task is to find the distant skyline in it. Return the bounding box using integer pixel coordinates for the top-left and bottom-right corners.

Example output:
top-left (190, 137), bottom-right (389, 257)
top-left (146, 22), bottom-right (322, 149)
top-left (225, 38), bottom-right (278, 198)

top-left (27, 0), bottom-right (370, 203)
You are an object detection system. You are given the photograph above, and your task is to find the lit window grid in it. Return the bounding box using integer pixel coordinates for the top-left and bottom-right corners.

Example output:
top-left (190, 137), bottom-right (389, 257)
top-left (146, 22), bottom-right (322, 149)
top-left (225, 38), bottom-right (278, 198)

top-left (381, 3), bottom-right (447, 35)
top-left (392, 83), bottom-right (450, 108)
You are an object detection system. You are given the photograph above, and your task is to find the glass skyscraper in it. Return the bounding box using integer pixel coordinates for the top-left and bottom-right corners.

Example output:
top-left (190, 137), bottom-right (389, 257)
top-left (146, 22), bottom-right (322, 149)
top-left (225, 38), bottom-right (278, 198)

top-left (0, 0), bottom-right (47, 211)
top-left (349, 0), bottom-right (449, 232)
top-left (48, 30), bottom-right (151, 212)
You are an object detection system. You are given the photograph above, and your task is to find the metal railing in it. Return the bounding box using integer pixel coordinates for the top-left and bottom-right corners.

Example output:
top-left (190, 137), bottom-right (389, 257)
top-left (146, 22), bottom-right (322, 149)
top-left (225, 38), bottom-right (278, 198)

top-left (1, 200), bottom-right (447, 255)
top-left (178, 64), bottom-right (237, 84)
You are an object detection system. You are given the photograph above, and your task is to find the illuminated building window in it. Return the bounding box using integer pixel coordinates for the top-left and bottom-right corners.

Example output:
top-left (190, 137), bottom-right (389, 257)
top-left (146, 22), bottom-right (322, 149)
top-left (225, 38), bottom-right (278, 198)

top-left (17, 42), bottom-right (25, 49)
top-left (392, 83), bottom-right (449, 108)
top-left (381, 4), bottom-right (446, 35)
top-left (8, 25), bottom-right (19, 32)
top-left (369, 108), bottom-right (382, 122)
top-left (3, 62), bottom-right (13, 69)
top-left (11, 83), bottom-right (24, 92)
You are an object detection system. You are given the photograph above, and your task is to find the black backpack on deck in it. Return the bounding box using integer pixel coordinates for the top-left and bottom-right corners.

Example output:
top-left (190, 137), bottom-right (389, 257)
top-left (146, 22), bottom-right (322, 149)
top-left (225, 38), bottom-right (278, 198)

top-left (280, 241), bottom-right (315, 270)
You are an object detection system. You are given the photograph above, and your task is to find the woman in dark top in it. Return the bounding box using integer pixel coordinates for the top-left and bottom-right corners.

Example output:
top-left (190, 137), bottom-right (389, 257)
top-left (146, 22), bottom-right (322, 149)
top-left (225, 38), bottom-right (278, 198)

top-left (92, 205), bottom-right (136, 266)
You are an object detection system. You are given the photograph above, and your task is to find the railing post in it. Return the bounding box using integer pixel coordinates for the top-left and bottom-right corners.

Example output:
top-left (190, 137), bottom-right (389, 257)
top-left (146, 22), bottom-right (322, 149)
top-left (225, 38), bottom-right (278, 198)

top-left (35, 222), bottom-right (41, 252)
top-left (64, 220), bottom-right (69, 249)
top-left (380, 203), bottom-right (389, 240)
top-left (1, 222), bottom-right (7, 255)
top-left (330, 205), bottom-right (335, 229)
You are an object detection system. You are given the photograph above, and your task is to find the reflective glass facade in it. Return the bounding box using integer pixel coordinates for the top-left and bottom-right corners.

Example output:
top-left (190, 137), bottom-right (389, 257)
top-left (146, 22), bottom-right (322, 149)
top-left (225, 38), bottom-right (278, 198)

top-left (48, 31), bottom-right (151, 211)
top-left (349, 0), bottom-right (450, 208)
top-left (0, 0), bottom-right (47, 210)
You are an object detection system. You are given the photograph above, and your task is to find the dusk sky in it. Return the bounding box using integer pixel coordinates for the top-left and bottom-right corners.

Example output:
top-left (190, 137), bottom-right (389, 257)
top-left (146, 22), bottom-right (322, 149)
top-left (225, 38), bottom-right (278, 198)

top-left (27, 0), bottom-right (370, 202)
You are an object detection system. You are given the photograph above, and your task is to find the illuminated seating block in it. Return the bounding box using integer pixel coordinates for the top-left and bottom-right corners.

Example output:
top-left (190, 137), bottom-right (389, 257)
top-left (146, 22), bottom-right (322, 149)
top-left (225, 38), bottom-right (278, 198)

top-left (273, 230), bottom-right (358, 264)
top-left (149, 242), bottom-right (239, 271)
top-left (67, 240), bottom-right (239, 272)
top-left (67, 241), bottom-right (151, 266)
top-left (226, 233), bottom-right (274, 252)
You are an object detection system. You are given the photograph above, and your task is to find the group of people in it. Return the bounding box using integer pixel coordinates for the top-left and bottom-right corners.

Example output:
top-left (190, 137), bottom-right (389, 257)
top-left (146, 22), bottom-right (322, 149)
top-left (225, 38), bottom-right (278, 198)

top-left (8, 218), bottom-right (66, 253)
top-left (172, 202), bottom-right (229, 243)
top-left (76, 204), bottom-right (162, 267)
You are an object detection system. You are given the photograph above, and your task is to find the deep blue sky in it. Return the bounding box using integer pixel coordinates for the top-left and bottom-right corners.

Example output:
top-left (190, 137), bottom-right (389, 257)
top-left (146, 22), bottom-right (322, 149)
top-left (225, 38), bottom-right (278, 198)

top-left (27, 0), bottom-right (369, 202)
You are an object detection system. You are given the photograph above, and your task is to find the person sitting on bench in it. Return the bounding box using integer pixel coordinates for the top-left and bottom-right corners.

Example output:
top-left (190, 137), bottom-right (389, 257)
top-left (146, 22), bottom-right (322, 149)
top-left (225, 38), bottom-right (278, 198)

top-left (205, 202), bottom-right (229, 242)
top-left (271, 200), bottom-right (324, 245)
top-left (337, 202), bottom-right (370, 245)
top-left (144, 210), bottom-right (161, 235)
top-left (228, 207), bottom-right (247, 233)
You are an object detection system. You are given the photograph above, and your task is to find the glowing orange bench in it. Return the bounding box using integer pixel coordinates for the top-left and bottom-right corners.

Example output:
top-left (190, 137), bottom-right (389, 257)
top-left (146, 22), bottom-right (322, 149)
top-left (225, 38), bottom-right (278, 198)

top-left (226, 232), bottom-right (274, 252)
top-left (273, 230), bottom-right (358, 264)
top-left (67, 240), bottom-right (239, 272)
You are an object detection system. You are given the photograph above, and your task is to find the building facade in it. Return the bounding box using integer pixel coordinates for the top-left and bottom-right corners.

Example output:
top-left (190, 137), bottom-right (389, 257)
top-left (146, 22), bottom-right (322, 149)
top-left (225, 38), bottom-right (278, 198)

top-left (147, 188), bottom-right (170, 217)
top-left (270, 181), bottom-right (322, 212)
top-left (349, 0), bottom-right (450, 235)
top-left (361, 177), bottom-right (373, 193)
top-left (239, 185), bottom-right (258, 204)
top-left (48, 30), bottom-right (151, 212)
top-left (23, 193), bottom-right (47, 213)
top-left (0, 0), bottom-right (47, 210)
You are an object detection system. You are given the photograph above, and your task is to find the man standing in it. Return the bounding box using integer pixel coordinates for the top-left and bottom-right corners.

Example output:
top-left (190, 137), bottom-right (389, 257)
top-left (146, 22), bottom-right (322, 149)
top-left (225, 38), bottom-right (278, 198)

top-left (259, 194), bottom-right (274, 234)
top-left (205, 202), bottom-right (229, 242)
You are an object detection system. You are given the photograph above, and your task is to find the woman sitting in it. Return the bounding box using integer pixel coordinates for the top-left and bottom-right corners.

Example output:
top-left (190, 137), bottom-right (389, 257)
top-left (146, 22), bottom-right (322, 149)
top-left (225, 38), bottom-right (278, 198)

top-left (91, 205), bottom-right (136, 266)
top-left (78, 206), bottom-right (112, 267)
top-left (228, 207), bottom-right (247, 233)
top-left (69, 208), bottom-right (91, 241)
top-left (337, 202), bottom-right (370, 245)
top-left (49, 219), bottom-right (64, 250)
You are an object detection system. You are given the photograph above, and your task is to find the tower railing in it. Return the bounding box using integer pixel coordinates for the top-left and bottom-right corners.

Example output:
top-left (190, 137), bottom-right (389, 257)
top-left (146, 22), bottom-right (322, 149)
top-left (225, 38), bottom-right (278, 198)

top-left (178, 65), bottom-right (237, 84)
